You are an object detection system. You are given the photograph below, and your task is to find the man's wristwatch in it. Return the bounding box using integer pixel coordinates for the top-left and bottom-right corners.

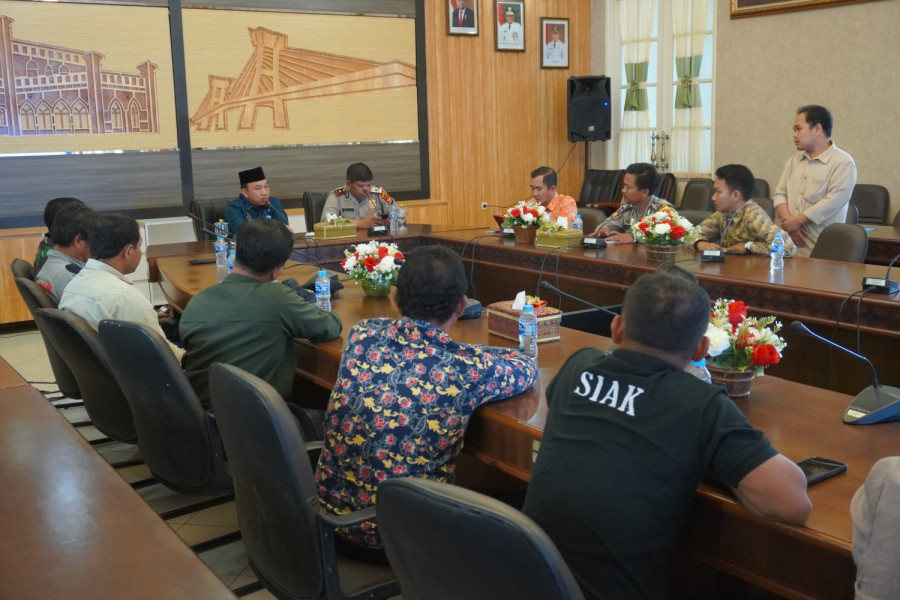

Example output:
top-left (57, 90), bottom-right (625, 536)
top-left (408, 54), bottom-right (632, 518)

top-left (744, 241), bottom-right (754, 253)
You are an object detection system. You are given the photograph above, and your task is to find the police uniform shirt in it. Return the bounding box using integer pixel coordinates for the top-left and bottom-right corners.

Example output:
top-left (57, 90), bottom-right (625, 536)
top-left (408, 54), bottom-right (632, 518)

top-left (320, 186), bottom-right (395, 222)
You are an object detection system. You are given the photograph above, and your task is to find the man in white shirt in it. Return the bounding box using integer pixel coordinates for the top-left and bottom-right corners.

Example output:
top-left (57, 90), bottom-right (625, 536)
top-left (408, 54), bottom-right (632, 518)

top-left (544, 27), bottom-right (567, 65)
top-left (498, 6), bottom-right (522, 46)
top-left (773, 104), bottom-right (857, 257)
top-left (59, 214), bottom-right (184, 361)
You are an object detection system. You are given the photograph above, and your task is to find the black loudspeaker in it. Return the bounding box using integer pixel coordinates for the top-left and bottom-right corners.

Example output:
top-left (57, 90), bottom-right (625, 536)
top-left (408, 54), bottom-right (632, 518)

top-left (567, 76), bottom-right (611, 142)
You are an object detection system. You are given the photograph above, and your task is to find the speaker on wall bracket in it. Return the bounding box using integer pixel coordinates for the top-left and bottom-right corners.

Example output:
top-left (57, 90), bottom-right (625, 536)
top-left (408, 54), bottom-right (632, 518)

top-left (567, 76), bottom-right (611, 142)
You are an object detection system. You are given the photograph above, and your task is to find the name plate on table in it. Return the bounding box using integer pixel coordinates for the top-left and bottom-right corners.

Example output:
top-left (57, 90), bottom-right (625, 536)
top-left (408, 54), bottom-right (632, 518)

top-left (367, 225), bottom-right (388, 237)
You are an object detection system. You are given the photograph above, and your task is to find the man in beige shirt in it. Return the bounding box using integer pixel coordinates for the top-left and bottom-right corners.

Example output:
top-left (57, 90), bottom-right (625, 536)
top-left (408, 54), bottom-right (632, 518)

top-left (773, 104), bottom-right (857, 258)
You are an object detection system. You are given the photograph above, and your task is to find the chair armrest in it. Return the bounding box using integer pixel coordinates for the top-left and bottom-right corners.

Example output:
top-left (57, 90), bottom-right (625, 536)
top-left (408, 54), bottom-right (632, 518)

top-left (317, 505), bottom-right (377, 529)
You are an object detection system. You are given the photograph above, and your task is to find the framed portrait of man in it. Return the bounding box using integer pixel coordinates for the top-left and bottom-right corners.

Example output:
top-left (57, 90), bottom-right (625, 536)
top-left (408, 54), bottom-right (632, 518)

top-left (541, 18), bottom-right (569, 68)
top-left (448, 0), bottom-right (478, 35)
top-left (494, 1), bottom-right (524, 52)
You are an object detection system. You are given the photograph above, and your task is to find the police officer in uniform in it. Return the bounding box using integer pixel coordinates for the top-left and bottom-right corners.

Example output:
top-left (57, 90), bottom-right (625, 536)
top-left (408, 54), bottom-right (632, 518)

top-left (321, 163), bottom-right (395, 229)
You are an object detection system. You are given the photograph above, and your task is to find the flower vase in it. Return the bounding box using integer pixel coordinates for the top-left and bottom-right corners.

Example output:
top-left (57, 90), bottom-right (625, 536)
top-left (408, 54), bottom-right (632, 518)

top-left (644, 244), bottom-right (681, 263)
top-left (707, 365), bottom-right (755, 398)
top-left (361, 278), bottom-right (392, 298)
top-left (513, 227), bottom-right (538, 246)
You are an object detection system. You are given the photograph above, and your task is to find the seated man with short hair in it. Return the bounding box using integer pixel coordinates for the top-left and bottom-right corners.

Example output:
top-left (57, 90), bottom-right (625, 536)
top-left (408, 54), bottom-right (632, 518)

top-left (315, 245), bottom-right (538, 551)
top-left (180, 218), bottom-right (341, 408)
top-left (60, 214), bottom-right (184, 361)
top-left (34, 197), bottom-right (85, 272)
top-left (588, 162), bottom-right (677, 242)
top-left (321, 162), bottom-right (395, 230)
top-left (35, 204), bottom-right (98, 303)
top-left (523, 265), bottom-right (811, 600)
top-left (694, 164), bottom-right (796, 256)
top-left (530, 166), bottom-right (577, 225)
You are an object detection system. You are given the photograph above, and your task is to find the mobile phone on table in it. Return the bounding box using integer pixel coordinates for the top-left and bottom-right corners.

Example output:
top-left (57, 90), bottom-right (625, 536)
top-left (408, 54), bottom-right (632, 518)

top-left (796, 456), bottom-right (847, 486)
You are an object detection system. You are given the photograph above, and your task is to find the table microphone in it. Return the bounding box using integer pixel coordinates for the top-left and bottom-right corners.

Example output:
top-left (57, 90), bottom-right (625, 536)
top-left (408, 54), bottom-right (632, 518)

top-left (790, 320), bottom-right (900, 424)
top-left (538, 281), bottom-right (620, 319)
top-left (186, 212), bottom-right (232, 239)
top-left (862, 250), bottom-right (900, 295)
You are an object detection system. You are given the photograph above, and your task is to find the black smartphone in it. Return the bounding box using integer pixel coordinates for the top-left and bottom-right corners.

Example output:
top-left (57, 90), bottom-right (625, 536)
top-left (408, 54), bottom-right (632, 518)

top-left (797, 456), bottom-right (847, 486)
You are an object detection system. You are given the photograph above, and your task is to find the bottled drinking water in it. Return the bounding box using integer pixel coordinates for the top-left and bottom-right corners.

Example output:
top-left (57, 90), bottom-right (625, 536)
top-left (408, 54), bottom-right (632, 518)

top-left (315, 270), bottom-right (332, 312)
top-left (572, 214), bottom-right (584, 231)
top-left (686, 358), bottom-right (712, 383)
top-left (518, 304), bottom-right (538, 360)
top-left (214, 220), bottom-right (228, 282)
top-left (770, 233), bottom-right (785, 270)
top-left (389, 204), bottom-right (399, 234)
top-left (227, 246), bottom-right (236, 273)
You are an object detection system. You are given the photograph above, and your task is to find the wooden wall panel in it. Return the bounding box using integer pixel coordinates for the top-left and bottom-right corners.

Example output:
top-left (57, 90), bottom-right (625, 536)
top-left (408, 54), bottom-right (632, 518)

top-left (421, 0), bottom-right (592, 229)
top-left (0, 227), bottom-right (44, 324)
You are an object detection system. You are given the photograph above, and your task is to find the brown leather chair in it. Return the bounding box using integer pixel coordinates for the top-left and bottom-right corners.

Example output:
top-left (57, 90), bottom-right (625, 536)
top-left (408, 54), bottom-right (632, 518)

top-left (753, 197), bottom-right (775, 220)
top-left (809, 223), bottom-right (869, 263)
top-left (578, 207), bottom-right (607, 234)
top-left (377, 478), bottom-right (585, 600)
top-left (752, 178), bottom-right (770, 200)
top-left (677, 209), bottom-right (713, 227)
top-left (850, 184), bottom-right (890, 225)
top-left (845, 203), bottom-right (860, 225)
top-left (209, 363), bottom-right (399, 600)
top-left (11, 257), bottom-right (34, 280)
top-left (680, 178), bottom-right (715, 212)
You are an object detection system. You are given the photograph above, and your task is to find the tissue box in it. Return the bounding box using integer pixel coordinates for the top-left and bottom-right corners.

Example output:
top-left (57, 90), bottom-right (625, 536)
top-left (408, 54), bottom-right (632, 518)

top-left (536, 228), bottom-right (584, 248)
top-left (486, 301), bottom-right (561, 344)
top-left (313, 221), bottom-right (356, 240)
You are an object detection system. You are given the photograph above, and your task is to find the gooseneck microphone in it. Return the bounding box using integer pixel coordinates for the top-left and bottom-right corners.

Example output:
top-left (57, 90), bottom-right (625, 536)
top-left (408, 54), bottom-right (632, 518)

top-left (187, 212), bottom-right (233, 239)
top-left (265, 201), bottom-right (289, 221)
top-left (790, 320), bottom-right (900, 424)
top-left (538, 281), bottom-right (620, 319)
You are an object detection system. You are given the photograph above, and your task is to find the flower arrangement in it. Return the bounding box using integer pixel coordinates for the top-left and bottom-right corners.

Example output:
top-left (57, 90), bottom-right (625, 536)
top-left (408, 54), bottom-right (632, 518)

top-left (501, 200), bottom-right (552, 229)
top-left (706, 299), bottom-right (786, 374)
top-left (325, 213), bottom-right (351, 226)
top-left (341, 241), bottom-right (404, 283)
top-left (630, 211), bottom-right (695, 246)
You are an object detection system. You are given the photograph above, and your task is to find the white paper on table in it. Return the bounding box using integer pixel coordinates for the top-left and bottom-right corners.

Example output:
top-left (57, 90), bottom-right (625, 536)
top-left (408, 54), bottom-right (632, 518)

top-left (556, 216), bottom-right (568, 228)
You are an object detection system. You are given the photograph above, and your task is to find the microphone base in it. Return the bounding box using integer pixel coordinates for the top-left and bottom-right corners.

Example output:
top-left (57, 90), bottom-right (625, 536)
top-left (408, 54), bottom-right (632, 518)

top-left (460, 298), bottom-right (482, 320)
top-left (843, 385), bottom-right (900, 424)
top-left (701, 249), bottom-right (726, 262)
top-left (861, 277), bottom-right (900, 295)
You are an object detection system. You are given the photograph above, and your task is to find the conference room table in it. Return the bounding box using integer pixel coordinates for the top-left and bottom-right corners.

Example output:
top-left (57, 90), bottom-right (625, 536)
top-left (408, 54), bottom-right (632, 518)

top-left (0, 358), bottom-right (236, 600)
top-left (150, 229), bottom-right (900, 600)
top-left (864, 223), bottom-right (900, 266)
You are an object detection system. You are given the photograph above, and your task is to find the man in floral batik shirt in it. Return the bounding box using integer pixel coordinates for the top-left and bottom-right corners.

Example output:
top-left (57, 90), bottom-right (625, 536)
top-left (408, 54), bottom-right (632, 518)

top-left (315, 246), bottom-right (537, 554)
top-left (530, 166), bottom-right (577, 226)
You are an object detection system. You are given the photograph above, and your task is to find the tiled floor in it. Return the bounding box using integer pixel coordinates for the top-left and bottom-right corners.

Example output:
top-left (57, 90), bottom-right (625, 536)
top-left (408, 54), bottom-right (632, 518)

top-left (0, 323), bottom-right (276, 599)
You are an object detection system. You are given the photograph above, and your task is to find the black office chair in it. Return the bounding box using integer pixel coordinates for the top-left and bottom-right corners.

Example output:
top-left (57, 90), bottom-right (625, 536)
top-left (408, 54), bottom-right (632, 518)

top-left (752, 197), bottom-right (775, 220)
top-left (303, 191), bottom-right (328, 232)
top-left (209, 363), bottom-right (399, 600)
top-left (677, 209), bottom-right (713, 227)
top-left (189, 198), bottom-right (231, 240)
top-left (809, 223), bottom-right (869, 263)
top-left (752, 178), bottom-right (770, 200)
top-left (33, 308), bottom-right (137, 445)
top-left (845, 203), bottom-right (860, 225)
top-left (11, 268), bottom-right (81, 401)
top-left (98, 320), bottom-right (232, 495)
top-left (850, 184), bottom-right (890, 225)
top-left (893, 210), bottom-right (900, 227)
top-left (11, 257), bottom-right (34, 280)
top-left (377, 478), bottom-right (585, 600)
top-left (652, 172), bottom-right (677, 203)
top-left (579, 169), bottom-right (624, 208)
top-left (680, 178), bottom-right (715, 212)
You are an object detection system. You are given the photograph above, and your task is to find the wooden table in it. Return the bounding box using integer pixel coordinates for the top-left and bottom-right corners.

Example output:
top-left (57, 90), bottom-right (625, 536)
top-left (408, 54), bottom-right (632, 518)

top-left (151, 230), bottom-right (900, 599)
top-left (0, 370), bottom-right (236, 600)
top-left (864, 223), bottom-right (900, 266)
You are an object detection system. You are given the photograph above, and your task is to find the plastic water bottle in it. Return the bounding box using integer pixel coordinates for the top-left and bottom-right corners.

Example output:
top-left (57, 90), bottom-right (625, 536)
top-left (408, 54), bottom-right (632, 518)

top-left (770, 233), bottom-right (785, 270)
top-left (389, 204), bottom-right (399, 234)
top-left (315, 270), bottom-right (332, 312)
top-left (686, 358), bottom-right (712, 383)
top-left (397, 204), bottom-right (408, 231)
top-left (214, 220), bottom-right (228, 282)
top-left (227, 246), bottom-right (236, 273)
top-left (518, 304), bottom-right (538, 360)
top-left (573, 214), bottom-right (583, 231)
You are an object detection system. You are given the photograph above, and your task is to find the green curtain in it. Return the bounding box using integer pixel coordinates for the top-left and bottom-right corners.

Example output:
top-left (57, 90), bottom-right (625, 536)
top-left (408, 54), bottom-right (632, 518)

top-left (674, 54), bottom-right (702, 109)
top-left (623, 61), bottom-right (649, 112)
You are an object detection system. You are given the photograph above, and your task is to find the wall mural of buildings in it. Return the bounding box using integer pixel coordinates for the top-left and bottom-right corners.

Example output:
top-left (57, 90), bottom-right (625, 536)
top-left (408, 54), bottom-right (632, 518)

top-left (0, 15), bottom-right (159, 138)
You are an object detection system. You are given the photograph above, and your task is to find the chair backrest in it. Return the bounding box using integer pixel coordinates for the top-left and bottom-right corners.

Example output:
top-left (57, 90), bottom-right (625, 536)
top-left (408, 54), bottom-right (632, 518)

top-left (678, 208), bottom-right (713, 227)
top-left (893, 210), bottom-right (900, 227)
top-left (680, 178), bottom-right (715, 211)
top-left (12, 276), bottom-right (81, 398)
top-left (11, 257), bottom-right (35, 281)
top-left (850, 184), bottom-right (890, 225)
top-left (209, 362), bottom-right (324, 599)
top-left (302, 191), bottom-right (328, 232)
top-left (189, 198), bottom-right (231, 240)
top-left (752, 178), bottom-right (770, 200)
top-left (809, 223), bottom-right (869, 263)
top-left (845, 203), bottom-right (859, 225)
top-left (98, 320), bottom-right (231, 494)
top-left (652, 172), bottom-right (677, 203)
top-left (578, 207), bottom-right (607, 234)
top-left (579, 169), bottom-right (624, 207)
top-left (377, 478), bottom-right (585, 600)
top-left (752, 197), bottom-right (775, 220)
top-left (33, 308), bottom-right (136, 442)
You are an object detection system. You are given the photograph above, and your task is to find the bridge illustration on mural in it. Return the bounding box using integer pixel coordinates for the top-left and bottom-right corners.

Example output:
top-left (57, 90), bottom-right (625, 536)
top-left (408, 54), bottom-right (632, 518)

top-left (190, 26), bottom-right (416, 133)
top-left (0, 16), bottom-right (159, 137)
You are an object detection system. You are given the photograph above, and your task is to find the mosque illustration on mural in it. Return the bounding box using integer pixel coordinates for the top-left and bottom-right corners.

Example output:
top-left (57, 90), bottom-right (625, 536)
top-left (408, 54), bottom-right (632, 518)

top-left (0, 15), bottom-right (159, 137)
top-left (190, 26), bottom-right (416, 132)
